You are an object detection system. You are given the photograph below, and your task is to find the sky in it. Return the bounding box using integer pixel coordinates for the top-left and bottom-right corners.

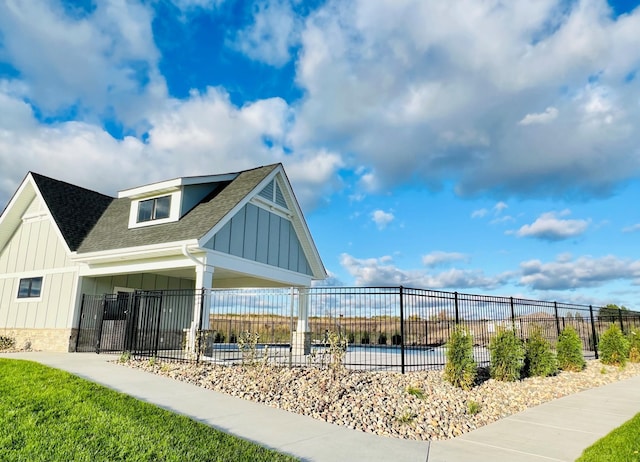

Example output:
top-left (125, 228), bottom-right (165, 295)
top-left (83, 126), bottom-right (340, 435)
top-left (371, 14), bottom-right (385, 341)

top-left (1, 0), bottom-right (640, 309)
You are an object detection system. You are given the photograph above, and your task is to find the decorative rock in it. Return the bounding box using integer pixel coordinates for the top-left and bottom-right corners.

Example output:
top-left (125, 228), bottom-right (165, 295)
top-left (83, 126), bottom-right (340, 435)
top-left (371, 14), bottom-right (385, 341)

top-left (122, 359), bottom-right (640, 441)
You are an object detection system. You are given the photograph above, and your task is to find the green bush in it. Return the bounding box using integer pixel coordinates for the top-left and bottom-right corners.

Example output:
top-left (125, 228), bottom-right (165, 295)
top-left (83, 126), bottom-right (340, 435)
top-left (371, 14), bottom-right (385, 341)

top-left (444, 326), bottom-right (477, 389)
top-left (628, 329), bottom-right (640, 363)
top-left (489, 328), bottom-right (524, 382)
top-left (556, 326), bottom-right (586, 371)
top-left (524, 327), bottom-right (557, 377)
top-left (599, 324), bottom-right (629, 367)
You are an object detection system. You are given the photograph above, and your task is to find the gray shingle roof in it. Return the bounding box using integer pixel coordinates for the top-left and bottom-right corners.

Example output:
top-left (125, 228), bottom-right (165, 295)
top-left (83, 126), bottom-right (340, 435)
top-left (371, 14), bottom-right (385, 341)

top-left (76, 164), bottom-right (278, 253)
top-left (31, 173), bottom-right (113, 251)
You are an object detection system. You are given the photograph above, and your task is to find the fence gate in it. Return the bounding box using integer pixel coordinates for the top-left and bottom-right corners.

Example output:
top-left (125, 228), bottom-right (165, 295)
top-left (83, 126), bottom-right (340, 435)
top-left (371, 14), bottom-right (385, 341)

top-left (76, 292), bottom-right (139, 353)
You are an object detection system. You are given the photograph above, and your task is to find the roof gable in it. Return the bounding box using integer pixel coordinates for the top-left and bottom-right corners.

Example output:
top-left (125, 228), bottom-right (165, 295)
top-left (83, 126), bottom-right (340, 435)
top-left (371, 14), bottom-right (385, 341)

top-left (30, 173), bottom-right (113, 251)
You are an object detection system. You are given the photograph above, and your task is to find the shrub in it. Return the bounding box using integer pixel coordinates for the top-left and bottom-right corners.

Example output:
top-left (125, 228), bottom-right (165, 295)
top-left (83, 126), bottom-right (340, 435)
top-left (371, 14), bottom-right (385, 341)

top-left (0, 336), bottom-right (16, 351)
top-left (489, 328), bottom-right (524, 381)
top-left (524, 327), bottom-right (557, 377)
top-left (556, 326), bottom-right (586, 371)
top-left (467, 400), bottom-right (481, 416)
top-left (628, 329), bottom-right (640, 363)
top-left (377, 333), bottom-right (387, 345)
top-left (599, 324), bottom-right (629, 367)
top-left (444, 326), bottom-right (477, 389)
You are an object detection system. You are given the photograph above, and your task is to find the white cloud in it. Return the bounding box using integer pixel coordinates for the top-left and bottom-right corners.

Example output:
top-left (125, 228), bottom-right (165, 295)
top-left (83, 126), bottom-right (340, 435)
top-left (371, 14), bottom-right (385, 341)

top-left (340, 253), bottom-right (509, 290)
top-left (231, 0), bottom-right (300, 67)
top-left (0, 85), bottom-right (342, 211)
top-left (622, 223), bottom-right (640, 233)
top-left (371, 209), bottom-right (394, 229)
top-left (422, 251), bottom-right (469, 267)
top-left (471, 208), bottom-right (488, 218)
top-left (494, 201), bottom-right (509, 214)
top-left (515, 210), bottom-right (589, 241)
top-left (0, 0), bottom-right (165, 125)
top-left (290, 0), bottom-right (640, 199)
top-left (518, 107), bottom-right (559, 125)
top-left (519, 254), bottom-right (640, 290)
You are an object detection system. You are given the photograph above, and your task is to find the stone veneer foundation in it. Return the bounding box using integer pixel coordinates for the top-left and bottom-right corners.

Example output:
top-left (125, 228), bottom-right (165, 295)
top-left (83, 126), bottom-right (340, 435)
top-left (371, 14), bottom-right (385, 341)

top-left (0, 328), bottom-right (78, 352)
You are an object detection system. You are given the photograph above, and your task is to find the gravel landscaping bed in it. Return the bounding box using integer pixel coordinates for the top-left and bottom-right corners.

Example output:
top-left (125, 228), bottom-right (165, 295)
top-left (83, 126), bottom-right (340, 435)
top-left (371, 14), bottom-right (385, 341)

top-left (124, 359), bottom-right (640, 441)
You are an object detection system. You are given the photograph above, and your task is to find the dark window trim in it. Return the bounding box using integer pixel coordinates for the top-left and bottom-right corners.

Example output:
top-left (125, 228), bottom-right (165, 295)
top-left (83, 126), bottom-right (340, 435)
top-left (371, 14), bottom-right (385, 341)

top-left (17, 277), bottom-right (43, 299)
top-left (137, 195), bottom-right (171, 223)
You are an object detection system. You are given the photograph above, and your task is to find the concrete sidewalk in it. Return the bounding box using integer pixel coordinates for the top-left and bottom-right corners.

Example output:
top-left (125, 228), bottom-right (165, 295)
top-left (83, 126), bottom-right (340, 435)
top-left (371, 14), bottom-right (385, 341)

top-left (3, 352), bottom-right (639, 461)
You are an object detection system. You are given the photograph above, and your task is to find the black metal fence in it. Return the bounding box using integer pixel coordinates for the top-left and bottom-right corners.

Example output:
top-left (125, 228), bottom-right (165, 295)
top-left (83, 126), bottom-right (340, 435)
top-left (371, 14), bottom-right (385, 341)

top-left (76, 286), bottom-right (640, 373)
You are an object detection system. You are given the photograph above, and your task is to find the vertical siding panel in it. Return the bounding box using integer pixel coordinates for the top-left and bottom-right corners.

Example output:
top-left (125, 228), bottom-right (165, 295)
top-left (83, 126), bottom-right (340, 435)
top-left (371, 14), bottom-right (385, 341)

top-left (55, 272), bottom-right (75, 328)
top-left (13, 222), bottom-right (30, 273)
top-left (255, 208), bottom-right (269, 264)
top-left (0, 280), bottom-right (11, 326)
top-left (45, 274), bottom-right (62, 328)
top-left (141, 273), bottom-right (157, 290)
top-left (42, 223), bottom-right (57, 269)
top-left (243, 204), bottom-right (258, 261)
top-left (289, 228), bottom-right (299, 272)
top-left (5, 225), bottom-right (21, 273)
top-left (0, 239), bottom-right (9, 273)
top-left (279, 220), bottom-right (290, 269)
top-left (126, 274), bottom-right (143, 289)
top-left (267, 215), bottom-right (280, 266)
top-left (214, 222), bottom-right (231, 253)
top-left (28, 220), bottom-right (45, 272)
top-left (20, 221), bottom-right (35, 272)
top-left (156, 275), bottom-right (169, 290)
top-left (229, 207), bottom-right (246, 257)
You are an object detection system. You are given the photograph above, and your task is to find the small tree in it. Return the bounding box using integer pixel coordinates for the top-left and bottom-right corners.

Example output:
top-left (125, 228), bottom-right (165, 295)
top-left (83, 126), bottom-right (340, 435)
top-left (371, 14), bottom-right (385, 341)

top-left (556, 326), bottom-right (585, 371)
top-left (599, 324), bottom-right (629, 367)
top-left (524, 327), bottom-right (557, 378)
top-left (628, 329), bottom-right (640, 363)
top-left (489, 328), bottom-right (525, 382)
top-left (444, 326), bottom-right (477, 390)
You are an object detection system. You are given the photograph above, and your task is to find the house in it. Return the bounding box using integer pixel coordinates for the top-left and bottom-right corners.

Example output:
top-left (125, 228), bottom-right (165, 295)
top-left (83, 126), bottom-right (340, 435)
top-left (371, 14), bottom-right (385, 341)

top-left (0, 164), bottom-right (326, 352)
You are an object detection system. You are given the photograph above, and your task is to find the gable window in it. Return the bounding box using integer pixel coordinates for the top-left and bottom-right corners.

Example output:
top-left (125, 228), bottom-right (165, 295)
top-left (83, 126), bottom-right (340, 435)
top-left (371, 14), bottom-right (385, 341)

top-left (18, 277), bottom-right (43, 298)
top-left (137, 196), bottom-right (171, 222)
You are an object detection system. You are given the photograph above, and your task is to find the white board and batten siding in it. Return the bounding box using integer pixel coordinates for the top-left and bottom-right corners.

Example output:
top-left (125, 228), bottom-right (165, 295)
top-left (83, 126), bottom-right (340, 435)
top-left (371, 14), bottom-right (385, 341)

top-left (203, 203), bottom-right (313, 276)
top-left (0, 197), bottom-right (78, 330)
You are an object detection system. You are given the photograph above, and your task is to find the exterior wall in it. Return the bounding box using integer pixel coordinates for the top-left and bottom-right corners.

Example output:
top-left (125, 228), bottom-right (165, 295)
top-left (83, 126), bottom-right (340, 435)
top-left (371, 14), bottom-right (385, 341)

top-left (80, 273), bottom-right (194, 295)
top-left (0, 327), bottom-right (77, 352)
top-left (0, 197), bottom-right (78, 334)
top-left (181, 183), bottom-right (217, 216)
top-left (204, 203), bottom-right (312, 276)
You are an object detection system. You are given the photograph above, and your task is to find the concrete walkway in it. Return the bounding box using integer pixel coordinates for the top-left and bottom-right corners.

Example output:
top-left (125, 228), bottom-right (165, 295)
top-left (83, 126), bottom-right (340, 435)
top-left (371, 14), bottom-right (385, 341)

top-left (3, 352), bottom-right (639, 462)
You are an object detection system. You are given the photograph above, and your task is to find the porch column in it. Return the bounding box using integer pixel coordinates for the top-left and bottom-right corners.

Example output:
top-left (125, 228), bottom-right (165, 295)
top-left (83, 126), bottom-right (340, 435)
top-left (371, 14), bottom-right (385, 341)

top-left (188, 264), bottom-right (214, 353)
top-left (292, 287), bottom-right (311, 356)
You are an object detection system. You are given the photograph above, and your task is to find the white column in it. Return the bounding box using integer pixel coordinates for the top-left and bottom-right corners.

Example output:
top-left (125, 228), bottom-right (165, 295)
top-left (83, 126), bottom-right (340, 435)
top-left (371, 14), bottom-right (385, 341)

top-left (292, 287), bottom-right (311, 355)
top-left (188, 263), bottom-right (214, 353)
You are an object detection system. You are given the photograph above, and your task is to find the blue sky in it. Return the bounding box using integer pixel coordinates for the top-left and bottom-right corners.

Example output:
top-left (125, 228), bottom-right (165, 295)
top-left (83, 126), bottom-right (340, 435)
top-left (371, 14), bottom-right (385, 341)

top-left (1, 0), bottom-right (640, 307)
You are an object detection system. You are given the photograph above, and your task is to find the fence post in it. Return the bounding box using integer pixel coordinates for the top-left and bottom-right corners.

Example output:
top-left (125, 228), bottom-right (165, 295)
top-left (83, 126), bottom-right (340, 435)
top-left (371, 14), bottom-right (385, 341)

top-left (289, 287), bottom-right (295, 368)
top-left (196, 288), bottom-right (205, 363)
top-left (75, 294), bottom-right (86, 352)
top-left (152, 293), bottom-right (164, 358)
top-left (589, 305), bottom-right (598, 359)
top-left (510, 297), bottom-right (516, 331)
top-left (399, 286), bottom-right (405, 374)
top-left (618, 308), bottom-right (625, 333)
top-left (454, 292), bottom-right (459, 324)
top-left (96, 294), bottom-right (107, 354)
top-left (554, 302), bottom-right (561, 337)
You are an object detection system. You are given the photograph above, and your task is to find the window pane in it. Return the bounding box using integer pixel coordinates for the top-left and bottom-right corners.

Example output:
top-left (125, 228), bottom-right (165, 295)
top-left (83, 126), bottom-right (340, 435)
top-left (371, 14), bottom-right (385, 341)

top-left (18, 279), bottom-right (31, 298)
top-left (138, 199), bottom-right (153, 222)
top-left (154, 196), bottom-right (171, 219)
top-left (30, 278), bottom-right (42, 297)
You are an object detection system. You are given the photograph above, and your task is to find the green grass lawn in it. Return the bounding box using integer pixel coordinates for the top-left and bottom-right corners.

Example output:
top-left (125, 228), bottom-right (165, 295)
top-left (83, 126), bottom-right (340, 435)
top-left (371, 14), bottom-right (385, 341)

top-left (0, 358), bottom-right (298, 462)
top-left (576, 412), bottom-right (640, 462)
